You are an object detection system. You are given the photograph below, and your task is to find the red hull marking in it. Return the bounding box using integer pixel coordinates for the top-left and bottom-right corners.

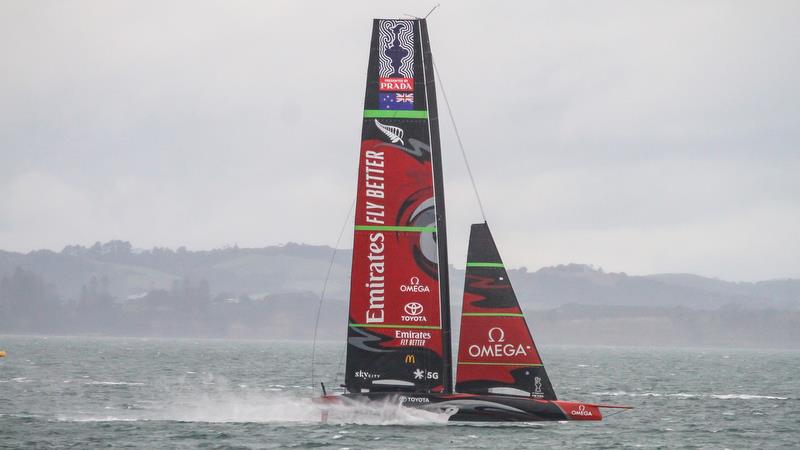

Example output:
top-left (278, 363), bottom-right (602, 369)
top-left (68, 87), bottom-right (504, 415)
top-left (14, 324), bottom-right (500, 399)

top-left (552, 401), bottom-right (603, 421)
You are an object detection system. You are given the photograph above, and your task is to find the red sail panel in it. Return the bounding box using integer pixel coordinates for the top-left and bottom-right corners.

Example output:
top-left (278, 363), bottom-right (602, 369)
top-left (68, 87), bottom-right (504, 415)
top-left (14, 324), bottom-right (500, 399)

top-left (456, 223), bottom-right (557, 400)
top-left (345, 19), bottom-right (446, 393)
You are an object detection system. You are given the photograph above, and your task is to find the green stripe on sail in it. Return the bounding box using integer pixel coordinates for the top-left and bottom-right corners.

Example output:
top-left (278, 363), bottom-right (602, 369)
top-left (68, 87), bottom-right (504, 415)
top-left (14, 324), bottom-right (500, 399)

top-left (458, 362), bottom-right (543, 367)
top-left (466, 262), bottom-right (505, 268)
top-left (363, 110), bottom-right (428, 119)
top-left (461, 313), bottom-right (524, 317)
top-left (349, 323), bottom-right (441, 330)
top-left (355, 225), bottom-right (436, 233)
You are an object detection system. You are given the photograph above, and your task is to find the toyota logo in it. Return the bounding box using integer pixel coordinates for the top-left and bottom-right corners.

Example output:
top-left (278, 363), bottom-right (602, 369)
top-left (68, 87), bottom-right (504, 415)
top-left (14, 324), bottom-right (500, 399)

top-left (404, 302), bottom-right (424, 316)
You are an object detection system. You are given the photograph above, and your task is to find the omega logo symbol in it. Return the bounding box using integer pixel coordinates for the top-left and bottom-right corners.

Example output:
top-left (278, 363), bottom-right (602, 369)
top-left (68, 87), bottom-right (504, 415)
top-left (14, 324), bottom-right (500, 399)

top-left (488, 327), bottom-right (505, 343)
top-left (410, 276), bottom-right (420, 285)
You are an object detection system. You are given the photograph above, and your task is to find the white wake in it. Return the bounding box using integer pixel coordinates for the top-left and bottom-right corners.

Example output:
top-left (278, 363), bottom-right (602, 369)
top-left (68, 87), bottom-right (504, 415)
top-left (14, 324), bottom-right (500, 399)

top-left (591, 391), bottom-right (789, 400)
top-left (56, 390), bottom-right (453, 425)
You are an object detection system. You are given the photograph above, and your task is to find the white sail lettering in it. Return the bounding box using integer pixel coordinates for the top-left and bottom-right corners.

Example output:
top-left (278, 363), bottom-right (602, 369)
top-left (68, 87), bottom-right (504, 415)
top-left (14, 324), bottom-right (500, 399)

top-left (394, 330), bottom-right (432, 339)
top-left (365, 150), bottom-right (384, 160)
top-left (365, 202), bottom-right (385, 225)
top-left (365, 232), bottom-right (386, 323)
top-left (365, 166), bottom-right (384, 180)
top-left (369, 241), bottom-right (384, 254)
top-left (366, 309), bottom-right (384, 323)
top-left (364, 151), bottom-right (386, 202)
top-left (467, 344), bottom-right (528, 358)
top-left (366, 179), bottom-right (384, 199)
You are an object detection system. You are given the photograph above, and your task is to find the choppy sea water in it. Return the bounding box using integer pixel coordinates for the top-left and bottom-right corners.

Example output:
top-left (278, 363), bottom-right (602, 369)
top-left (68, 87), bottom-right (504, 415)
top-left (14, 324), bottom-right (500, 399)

top-left (0, 336), bottom-right (797, 449)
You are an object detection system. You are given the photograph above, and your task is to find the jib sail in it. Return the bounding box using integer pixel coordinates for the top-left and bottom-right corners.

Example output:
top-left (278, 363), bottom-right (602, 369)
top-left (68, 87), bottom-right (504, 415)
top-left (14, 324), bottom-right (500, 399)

top-left (456, 223), bottom-right (556, 400)
top-left (345, 19), bottom-right (452, 394)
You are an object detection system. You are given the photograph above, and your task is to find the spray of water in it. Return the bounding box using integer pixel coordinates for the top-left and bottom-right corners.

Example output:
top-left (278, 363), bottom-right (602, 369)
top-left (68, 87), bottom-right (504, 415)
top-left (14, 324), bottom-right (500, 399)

top-left (155, 390), bottom-right (453, 425)
top-left (55, 377), bottom-right (454, 425)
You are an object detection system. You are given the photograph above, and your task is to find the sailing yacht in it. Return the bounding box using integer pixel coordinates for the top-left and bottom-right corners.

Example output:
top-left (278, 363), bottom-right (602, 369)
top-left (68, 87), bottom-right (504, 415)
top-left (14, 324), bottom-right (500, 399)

top-left (318, 17), bottom-right (630, 422)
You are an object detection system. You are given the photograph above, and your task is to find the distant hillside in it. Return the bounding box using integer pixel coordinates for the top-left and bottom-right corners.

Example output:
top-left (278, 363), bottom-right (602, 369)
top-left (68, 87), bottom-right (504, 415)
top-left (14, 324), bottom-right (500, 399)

top-left (1, 241), bottom-right (797, 309)
top-left (510, 265), bottom-right (800, 310)
top-left (0, 241), bottom-right (353, 303)
top-left (1, 241), bottom-right (798, 347)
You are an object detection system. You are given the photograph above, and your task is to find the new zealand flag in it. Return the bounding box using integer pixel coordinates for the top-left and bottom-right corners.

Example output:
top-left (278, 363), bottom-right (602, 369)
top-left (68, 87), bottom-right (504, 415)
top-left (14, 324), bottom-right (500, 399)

top-left (379, 92), bottom-right (414, 110)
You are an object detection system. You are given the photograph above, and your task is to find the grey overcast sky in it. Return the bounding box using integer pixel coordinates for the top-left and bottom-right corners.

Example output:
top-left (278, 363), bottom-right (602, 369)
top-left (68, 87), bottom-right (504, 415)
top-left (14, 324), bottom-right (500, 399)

top-left (1, 1), bottom-right (798, 281)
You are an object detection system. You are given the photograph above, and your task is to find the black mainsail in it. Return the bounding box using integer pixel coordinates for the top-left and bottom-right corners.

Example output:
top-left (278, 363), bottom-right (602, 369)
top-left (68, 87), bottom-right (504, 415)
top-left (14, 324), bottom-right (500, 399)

top-left (344, 18), bottom-right (452, 394)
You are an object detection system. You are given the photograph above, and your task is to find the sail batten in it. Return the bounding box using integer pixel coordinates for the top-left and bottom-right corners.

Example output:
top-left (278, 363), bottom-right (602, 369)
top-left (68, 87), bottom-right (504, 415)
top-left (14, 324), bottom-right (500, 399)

top-left (353, 225), bottom-right (437, 232)
top-left (458, 362), bottom-right (544, 367)
top-left (462, 313), bottom-right (524, 317)
top-left (349, 323), bottom-right (441, 330)
top-left (364, 110), bottom-right (429, 119)
top-left (466, 262), bottom-right (505, 268)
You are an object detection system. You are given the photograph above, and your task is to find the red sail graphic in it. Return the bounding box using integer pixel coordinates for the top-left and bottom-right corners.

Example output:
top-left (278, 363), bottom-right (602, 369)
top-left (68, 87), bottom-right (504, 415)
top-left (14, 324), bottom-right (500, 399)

top-left (456, 223), bottom-right (557, 399)
top-left (345, 19), bottom-right (448, 393)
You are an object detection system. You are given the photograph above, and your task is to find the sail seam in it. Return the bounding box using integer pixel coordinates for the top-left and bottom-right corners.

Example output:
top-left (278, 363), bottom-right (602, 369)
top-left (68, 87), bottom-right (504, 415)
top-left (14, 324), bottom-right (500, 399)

top-left (363, 110), bottom-right (428, 119)
top-left (354, 225), bottom-right (436, 232)
top-left (458, 362), bottom-right (544, 366)
top-left (349, 323), bottom-right (441, 330)
top-left (466, 262), bottom-right (504, 268)
top-left (461, 313), bottom-right (523, 317)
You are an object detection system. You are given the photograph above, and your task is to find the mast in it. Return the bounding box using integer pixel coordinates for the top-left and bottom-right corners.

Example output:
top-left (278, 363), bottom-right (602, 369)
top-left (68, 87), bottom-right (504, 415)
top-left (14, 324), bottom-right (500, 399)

top-left (419, 19), bottom-right (453, 394)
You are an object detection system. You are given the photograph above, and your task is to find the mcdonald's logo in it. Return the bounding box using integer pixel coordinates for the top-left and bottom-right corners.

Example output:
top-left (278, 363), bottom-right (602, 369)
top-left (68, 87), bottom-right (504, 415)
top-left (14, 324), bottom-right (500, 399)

top-left (404, 354), bottom-right (416, 364)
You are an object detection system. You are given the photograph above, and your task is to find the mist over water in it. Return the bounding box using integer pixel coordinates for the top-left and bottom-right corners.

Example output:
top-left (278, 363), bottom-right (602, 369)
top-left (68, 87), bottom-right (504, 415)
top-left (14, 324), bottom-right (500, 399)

top-left (1, 336), bottom-right (798, 448)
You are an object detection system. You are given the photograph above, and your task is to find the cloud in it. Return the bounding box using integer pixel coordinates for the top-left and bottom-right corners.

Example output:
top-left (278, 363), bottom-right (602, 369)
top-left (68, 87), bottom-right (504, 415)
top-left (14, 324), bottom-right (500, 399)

top-left (0, 172), bottom-right (96, 249)
top-left (0, 1), bottom-right (798, 281)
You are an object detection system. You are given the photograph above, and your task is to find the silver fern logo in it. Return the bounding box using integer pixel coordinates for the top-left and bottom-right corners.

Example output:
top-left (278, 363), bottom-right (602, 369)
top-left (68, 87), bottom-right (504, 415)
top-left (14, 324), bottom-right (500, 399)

top-left (374, 120), bottom-right (404, 145)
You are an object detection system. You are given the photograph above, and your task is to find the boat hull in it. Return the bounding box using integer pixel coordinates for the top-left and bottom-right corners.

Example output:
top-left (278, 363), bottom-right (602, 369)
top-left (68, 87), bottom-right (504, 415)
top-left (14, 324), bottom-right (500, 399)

top-left (319, 392), bottom-right (617, 422)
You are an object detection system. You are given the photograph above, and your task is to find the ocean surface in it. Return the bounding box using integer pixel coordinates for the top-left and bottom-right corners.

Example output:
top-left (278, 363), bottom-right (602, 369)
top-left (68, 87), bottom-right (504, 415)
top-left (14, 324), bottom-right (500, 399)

top-left (0, 336), bottom-right (797, 449)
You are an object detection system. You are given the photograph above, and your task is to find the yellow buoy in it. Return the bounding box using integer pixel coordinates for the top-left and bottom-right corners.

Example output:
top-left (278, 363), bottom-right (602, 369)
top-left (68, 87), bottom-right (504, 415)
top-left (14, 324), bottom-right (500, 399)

top-left (0, 350), bottom-right (6, 357)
